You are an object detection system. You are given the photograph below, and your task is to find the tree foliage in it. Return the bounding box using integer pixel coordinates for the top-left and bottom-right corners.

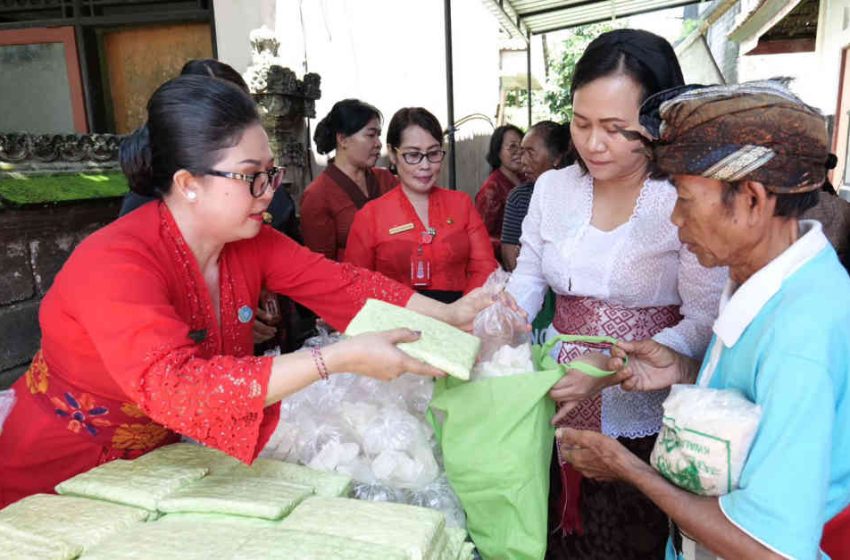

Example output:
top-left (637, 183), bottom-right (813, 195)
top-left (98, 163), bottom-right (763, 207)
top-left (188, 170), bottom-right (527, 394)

top-left (543, 21), bottom-right (620, 122)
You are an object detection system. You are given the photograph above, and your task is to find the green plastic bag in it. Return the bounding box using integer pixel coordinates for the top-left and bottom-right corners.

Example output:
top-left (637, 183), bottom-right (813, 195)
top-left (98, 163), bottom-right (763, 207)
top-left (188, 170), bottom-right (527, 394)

top-left (428, 334), bottom-right (621, 560)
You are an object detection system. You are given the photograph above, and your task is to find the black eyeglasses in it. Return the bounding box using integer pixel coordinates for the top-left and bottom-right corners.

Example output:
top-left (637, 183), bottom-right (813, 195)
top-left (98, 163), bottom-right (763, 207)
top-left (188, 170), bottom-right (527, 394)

top-left (206, 166), bottom-right (286, 198)
top-left (394, 148), bottom-right (446, 165)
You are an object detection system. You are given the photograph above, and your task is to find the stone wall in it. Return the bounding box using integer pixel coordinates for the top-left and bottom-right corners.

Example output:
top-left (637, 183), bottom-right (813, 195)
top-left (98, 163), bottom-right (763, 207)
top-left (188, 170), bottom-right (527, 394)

top-left (0, 199), bottom-right (121, 389)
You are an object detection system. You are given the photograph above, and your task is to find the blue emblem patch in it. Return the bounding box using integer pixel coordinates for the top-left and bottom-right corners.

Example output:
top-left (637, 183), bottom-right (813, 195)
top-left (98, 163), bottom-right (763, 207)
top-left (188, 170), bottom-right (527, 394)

top-left (237, 305), bottom-right (254, 324)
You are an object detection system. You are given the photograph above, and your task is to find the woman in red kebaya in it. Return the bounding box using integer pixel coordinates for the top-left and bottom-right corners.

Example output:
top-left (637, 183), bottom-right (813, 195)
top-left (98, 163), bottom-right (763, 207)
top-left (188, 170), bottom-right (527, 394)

top-left (475, 124), bottom-right (524, 259)
top-left (300, 99), bottom-right (396, 261)
top-left (345, 108), bottom-right (497, 304)
top-left (0, 77), bottom-right (493, 507)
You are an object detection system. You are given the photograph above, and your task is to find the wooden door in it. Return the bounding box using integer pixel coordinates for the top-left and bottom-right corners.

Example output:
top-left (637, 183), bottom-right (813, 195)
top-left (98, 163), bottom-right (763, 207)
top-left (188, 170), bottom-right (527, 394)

top-left (102, 22), bottom-right (213, 134)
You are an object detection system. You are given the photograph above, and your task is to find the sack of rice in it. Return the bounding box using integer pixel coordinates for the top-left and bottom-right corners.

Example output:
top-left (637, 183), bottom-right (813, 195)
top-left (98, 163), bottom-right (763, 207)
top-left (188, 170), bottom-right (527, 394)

top-left (650, 384), bottom-right (762, 496)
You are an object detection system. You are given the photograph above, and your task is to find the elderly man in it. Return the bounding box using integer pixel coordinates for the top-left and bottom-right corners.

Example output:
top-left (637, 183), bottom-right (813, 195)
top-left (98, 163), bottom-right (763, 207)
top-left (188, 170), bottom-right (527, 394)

top-left (560, 81), bottom-right (850, 560)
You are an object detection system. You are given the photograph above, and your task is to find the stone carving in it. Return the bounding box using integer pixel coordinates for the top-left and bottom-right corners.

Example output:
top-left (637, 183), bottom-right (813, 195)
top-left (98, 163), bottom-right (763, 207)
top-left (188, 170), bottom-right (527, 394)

top-left (243, 26), bottom-right (284, 94)
top-left (242, 26), bottom-right (322, 201)
top-left (0, 133), bottom-right (121, 164)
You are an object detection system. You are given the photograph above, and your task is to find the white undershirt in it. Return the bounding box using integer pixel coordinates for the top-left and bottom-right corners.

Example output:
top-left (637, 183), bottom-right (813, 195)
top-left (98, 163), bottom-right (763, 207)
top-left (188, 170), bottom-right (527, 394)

top-left (567, 223), bottom-right (632, 299)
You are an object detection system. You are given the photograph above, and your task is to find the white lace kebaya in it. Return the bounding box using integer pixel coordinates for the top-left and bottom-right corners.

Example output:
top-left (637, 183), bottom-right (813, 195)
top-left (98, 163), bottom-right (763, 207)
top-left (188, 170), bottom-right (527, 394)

top-left (507, 164), bottom-right (727, 438)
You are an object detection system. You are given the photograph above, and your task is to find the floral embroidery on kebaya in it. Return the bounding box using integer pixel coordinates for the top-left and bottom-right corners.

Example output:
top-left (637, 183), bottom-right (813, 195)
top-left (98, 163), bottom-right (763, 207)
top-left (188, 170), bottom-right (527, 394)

top-left (111, 423), bottom-right (170, 450)
top-left (51, 392), bottom-right (111, 436)
top-left (120, 402), bottom-right (147, 419)
top-left (25, 350), bottom-right (49, 395)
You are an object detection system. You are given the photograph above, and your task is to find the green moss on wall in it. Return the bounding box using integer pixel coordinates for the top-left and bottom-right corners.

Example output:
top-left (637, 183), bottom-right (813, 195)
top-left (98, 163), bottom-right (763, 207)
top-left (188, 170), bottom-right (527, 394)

top-left (0, 172), bottom-right (128, 206)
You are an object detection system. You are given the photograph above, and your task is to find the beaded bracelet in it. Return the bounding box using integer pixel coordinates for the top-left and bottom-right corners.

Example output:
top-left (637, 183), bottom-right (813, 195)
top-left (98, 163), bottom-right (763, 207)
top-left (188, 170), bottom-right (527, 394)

top-left (310, 347), bottom-right (329, 382)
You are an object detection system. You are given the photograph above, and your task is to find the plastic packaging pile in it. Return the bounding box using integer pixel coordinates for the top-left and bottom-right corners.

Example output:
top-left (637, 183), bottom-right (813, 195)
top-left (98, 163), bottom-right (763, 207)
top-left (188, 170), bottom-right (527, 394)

top-left (470, 269), bottom-right (534, 380)
top-left (261, 329), bottom-right (466, 528)
top-left (0, 389), bottom-right (15, 437)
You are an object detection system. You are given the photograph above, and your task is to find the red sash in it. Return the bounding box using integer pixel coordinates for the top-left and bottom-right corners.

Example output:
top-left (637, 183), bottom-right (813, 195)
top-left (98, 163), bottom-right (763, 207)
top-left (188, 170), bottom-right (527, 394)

top-left (552, 294), bottom-right (682, 535)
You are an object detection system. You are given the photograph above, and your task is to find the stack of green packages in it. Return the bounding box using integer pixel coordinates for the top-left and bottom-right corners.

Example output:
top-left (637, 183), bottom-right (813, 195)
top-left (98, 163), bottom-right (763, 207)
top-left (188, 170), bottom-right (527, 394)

top-left (3, 443), bottom-right (473, 559)
top-left (430, 334), bottom-right (622, 560)
top-left (0, 494), bottom-right (150, 559)
top-left (345, 299), bottom-right (481, 380)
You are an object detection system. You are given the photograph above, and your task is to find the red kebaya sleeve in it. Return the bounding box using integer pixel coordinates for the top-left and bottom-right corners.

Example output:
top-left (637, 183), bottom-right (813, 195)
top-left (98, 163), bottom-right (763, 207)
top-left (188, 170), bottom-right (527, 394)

top-left (464, 195), bottom-right (499, 292)
top-left (300, 182), bottom-right (338, 260)
top-left (258, 227), bottom-right (413, 331)
top-left (60, 245), bottom-right (273, 464)
top-left (474, 180), bottom-right (504, 257)
top-left (343, 205), bottom-right (377, 271)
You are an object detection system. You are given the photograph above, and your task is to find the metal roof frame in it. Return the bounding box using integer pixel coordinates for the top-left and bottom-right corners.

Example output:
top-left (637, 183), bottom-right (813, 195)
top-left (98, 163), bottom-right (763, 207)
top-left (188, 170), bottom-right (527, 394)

top-left (483, 0), bottom-right (701, 37)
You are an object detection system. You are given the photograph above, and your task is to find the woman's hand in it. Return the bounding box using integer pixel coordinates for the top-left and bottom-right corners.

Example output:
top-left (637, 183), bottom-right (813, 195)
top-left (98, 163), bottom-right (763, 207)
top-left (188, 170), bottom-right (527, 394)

top-left (323, 329), bottom-right (445, 381)
top-left (252, 307), bottom-right (279, 344)
top-left (550, 352), bottom-right (620, 425)
top-left (607, 339), bottom-right (697, 392)
top-left (446, 287), bottom-right (529, 332)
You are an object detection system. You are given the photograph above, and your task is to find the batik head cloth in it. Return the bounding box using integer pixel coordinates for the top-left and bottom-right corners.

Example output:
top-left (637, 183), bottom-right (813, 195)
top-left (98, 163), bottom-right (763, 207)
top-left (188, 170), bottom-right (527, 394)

top-left (646, 81), bottom-right (830, 193)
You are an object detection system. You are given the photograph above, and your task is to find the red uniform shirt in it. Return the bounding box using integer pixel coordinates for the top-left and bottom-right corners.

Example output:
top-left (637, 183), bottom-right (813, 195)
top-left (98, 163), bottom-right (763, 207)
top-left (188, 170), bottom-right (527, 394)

top-left (475, 168), bottom-right (517, 259)
top-left (345, 186), bottom-right (497, 294)
top-left (0, 202), bottom-right (412, 507)
top-left (300, 164), bottom-right (396, 261)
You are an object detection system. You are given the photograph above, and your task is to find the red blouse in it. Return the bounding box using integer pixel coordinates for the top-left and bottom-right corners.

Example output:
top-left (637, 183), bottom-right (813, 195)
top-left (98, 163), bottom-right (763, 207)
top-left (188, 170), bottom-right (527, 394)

top-left (300, 164), bottom-right (396, 261)
top-left (345, 186), bottom-right (497, 294)
top-left (0, 202), bottom-right (412, 507)
top-left (474, 168), bottom-right (517, 258)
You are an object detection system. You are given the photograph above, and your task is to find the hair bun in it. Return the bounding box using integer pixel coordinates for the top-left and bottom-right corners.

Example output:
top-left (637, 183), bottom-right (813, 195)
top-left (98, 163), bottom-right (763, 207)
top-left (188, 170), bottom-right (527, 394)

top-left (120, 124), bottom-right (155, 196)
top-left (313, 116), bottom-right (335, 155)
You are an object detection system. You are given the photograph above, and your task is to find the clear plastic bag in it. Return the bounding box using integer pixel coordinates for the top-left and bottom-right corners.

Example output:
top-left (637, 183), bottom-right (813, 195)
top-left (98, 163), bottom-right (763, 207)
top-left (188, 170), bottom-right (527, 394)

top-left (471, 269), bottom-right (534, 380)
top-left (261, 364), bottom-right (465, 527)
top-left (0, 389), bottom-right (15, 436)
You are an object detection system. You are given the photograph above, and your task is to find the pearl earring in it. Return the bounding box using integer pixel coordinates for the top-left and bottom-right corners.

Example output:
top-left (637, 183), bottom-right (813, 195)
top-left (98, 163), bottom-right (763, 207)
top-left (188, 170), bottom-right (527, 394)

top-left (187, 191), bottom-right (197, 200)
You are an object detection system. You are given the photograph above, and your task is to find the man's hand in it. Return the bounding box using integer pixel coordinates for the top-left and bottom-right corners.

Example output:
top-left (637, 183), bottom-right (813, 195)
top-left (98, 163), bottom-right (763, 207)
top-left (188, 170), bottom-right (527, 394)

top-left (557, 427), bottom-right (649, 482)
top-left (607, 339), bottom-right (697, 392)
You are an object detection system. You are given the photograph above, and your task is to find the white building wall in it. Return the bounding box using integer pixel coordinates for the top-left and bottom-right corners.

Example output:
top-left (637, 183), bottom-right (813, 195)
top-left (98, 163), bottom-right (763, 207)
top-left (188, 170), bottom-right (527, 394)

top-left (214, 0), bottom-right (503, 192)
top-left (213, 0), bottom-right (276, 74)
top-left (733, 0), bottom-right (850, 115)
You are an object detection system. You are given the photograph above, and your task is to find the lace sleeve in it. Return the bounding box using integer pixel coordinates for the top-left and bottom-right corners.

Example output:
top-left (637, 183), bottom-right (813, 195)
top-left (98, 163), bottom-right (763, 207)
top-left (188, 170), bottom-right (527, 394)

top-left (134, 347), bottom-right (272, 463)
top-left (653, 246), bottom-right (727, 358)
top-left (507, 177), bottom-right (550, 320)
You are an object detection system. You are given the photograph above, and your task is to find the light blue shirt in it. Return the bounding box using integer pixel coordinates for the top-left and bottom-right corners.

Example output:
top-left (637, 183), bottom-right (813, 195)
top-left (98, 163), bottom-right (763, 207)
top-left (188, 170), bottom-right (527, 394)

top-left (667, 221), bottom-right (850, 560)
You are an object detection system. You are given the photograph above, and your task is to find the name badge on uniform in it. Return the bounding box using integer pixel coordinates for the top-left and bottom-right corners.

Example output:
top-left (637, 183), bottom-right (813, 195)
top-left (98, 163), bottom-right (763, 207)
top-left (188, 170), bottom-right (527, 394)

top-left (389, 223), bottom-right (415, 235)
top-left (237, 305), bottom-right (254, 324)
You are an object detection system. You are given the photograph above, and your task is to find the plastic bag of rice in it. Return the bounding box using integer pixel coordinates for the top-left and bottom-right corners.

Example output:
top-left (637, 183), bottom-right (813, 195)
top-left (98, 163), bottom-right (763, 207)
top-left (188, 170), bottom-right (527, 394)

top-left (650, 384), bottom-right (762, 496)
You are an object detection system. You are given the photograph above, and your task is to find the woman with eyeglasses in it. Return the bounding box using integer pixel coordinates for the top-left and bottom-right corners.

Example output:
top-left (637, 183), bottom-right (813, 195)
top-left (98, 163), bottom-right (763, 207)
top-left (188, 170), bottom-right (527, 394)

top-left (475, 124), bottom-right (524, 260)
top-left (345, 107), bottom-right (497, 304)
top-left (300, 99), bottom-right (397, 261)
top-left (0, 79), bottom-right (497, 507)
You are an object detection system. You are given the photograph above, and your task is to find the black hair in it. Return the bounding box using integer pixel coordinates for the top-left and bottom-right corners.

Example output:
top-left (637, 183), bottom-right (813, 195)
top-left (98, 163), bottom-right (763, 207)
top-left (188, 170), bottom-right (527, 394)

top-left (386, 107), bottom-right (443, 150)
top-left (119, 75), bottom-right (260, 198)
top-left (528, 120), bottom-right (574, 168)
top-left (313, 99), bottom-right (382, 155)
top-left (571, 29), bottom-right (683, 102)
top-left (180, 59), bottom-right (250, 94)
top-left (486, 124), bottom-right (524, 170)
top-left (570, 29), bottom-right (683, 175)
top-left (721, 181), bottom-right (820, 218)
